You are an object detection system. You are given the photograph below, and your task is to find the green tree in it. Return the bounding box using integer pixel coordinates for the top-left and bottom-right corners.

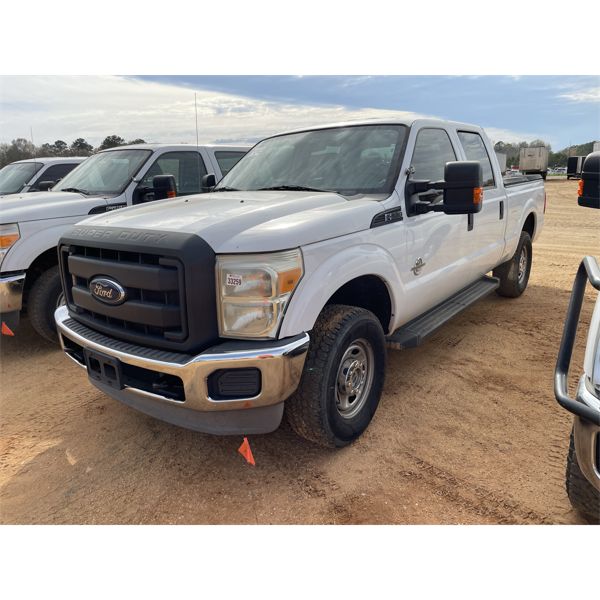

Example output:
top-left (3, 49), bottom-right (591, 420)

top-left (98, 135), bottom-right (125, 150)
top-left (127, 138), bottom-right (146, 145)
top-left (70, 138), bottom-right (93, 155)
top-left (52, 140), bottom-right (68, 155)
top-left (4, 138), bottom-right (36, 163)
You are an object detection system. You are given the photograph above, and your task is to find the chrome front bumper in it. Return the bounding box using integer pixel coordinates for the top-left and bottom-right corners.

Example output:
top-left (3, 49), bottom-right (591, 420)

top-left (55, 305), bottom-right (310, 435)
top-left (573, 376), bottom-right (600, 492)
top-left (0, 272), bottom-right (25, 313)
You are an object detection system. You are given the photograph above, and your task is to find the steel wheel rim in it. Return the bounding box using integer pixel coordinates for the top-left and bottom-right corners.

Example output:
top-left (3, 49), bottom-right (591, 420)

top-left (335, 338), bottom-right (375, 419)
top-left (518, 246), bottom-right (528, 284)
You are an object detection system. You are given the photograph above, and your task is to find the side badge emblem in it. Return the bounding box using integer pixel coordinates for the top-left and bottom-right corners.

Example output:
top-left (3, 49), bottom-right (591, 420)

top-left (411, 258), bottom-right (426, 276)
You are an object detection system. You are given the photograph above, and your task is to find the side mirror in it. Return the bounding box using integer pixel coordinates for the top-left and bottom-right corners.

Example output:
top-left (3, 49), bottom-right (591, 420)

top-left (202, 173), bottom-right (217, 192)
top-left (405, 160), bottom-right (483, 216)
top-left (37, 180), bottom-right (56, 191)
top-left (442, 161), bottom-right (483, 215)
top-left (152, 174), bottom-right (177, 200)
top-left (578, 152), bottom-right (600, 209)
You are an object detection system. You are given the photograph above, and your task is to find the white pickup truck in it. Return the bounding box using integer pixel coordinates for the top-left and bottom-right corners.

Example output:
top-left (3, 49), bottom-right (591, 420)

top-left (0, 157), bottom-right (87, 195)
top-left (55, 119), bottom-right (546, 447)
top-left (0, 143), bottom-right (249, 341)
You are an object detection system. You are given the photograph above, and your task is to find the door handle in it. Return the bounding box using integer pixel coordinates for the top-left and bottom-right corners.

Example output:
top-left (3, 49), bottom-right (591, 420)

top-left (499, 200), bottom-right (504, 220)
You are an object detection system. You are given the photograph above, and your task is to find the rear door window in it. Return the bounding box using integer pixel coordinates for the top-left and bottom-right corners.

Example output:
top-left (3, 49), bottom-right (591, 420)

top-left (457, 131), bottom-right (495, 187)
top-left (33, 163), bottom-right (79, 187)
top-left (214, 151), bottom-right (247, 177)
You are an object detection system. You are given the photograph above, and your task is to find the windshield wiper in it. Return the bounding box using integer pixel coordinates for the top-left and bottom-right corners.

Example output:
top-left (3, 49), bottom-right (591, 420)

top-left (212, 186), bottom-right (240, 192)
top-left (61, 187), bottom-right (90, 195)
top-left (256, 185), bottom-right (332, 193)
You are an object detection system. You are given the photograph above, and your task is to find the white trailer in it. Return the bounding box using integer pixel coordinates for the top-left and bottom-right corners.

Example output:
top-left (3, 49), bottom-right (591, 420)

top-left (519, 146), bottom-right (549, 179)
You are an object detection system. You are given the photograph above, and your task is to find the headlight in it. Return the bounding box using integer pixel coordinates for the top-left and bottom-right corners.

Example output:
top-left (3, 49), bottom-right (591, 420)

top-left (216, 249), bottom-right (304, 338)
top-left (0, 223), bottom-right (20, 266)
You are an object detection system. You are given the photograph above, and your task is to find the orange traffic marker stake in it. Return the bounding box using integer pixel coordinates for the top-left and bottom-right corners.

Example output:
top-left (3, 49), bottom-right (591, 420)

top-left (1, 322), bottom-right (14, 336)
top-left (238, 437), bottom-right (255, 466)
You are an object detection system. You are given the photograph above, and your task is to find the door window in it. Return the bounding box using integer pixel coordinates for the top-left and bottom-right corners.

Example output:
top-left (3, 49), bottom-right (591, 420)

top-left (33, 163), bottom-right (79, 188)
top-left (457, 131), bottom-right (495, 187)
top-left (409, 128), bottom-right (457, 182)
top-left (140, 152), bottom-right (207, 195)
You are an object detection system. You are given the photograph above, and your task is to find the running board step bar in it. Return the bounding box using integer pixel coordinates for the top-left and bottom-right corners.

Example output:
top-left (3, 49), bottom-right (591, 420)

top-left (386, 275), bottom-right (500, 350)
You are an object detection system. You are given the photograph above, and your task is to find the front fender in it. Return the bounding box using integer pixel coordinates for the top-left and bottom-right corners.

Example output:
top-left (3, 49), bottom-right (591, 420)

top-left (279, 241), bottom-right (403, 338)
top-left (1, 218), bottom-right (79, 272)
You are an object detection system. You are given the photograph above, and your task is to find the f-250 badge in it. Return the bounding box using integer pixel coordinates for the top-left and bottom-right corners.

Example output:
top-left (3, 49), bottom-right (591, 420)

top-left (411, 258), bottom-right (426, 276)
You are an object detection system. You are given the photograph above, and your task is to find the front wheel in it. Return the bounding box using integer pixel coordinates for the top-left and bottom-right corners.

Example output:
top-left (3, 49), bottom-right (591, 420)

top-left (285, 304), bottom-right (387, 447)
top-left (28, 266), bottom-right (65, 343)
top-left (493, 231), bottom-right (532, 298)
top-left (566, 428), bottom-right (600, 523)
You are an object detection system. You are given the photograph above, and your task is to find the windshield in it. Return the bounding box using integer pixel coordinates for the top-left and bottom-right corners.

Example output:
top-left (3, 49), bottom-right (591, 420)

top-left (0, 162), bottom-right (44, 194)
top-left (215, 124), bottom-right (407, 196)
top-left (54, 149), bottom-right (152, 195)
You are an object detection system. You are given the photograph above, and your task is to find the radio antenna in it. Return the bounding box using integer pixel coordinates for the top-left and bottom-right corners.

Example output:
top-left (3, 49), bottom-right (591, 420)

top-left (194, 92), bottom-right (199, 149)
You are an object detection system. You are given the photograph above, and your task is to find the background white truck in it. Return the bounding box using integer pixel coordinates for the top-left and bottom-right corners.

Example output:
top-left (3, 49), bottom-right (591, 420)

top-left (0, 157), bottom-right (86, 195)
top-left (519, 146), bottom-right (549, 179)
top-left (0, 143), bottom-right (249, 341)
top-left (554, 151), bottom-right (600, 523)
top-left (55, 119), bottom-right (545, 447)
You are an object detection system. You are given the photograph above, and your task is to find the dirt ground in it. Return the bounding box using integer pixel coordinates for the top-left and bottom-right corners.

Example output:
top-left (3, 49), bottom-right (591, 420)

top-left (1, 180), bottom-right (598, 524)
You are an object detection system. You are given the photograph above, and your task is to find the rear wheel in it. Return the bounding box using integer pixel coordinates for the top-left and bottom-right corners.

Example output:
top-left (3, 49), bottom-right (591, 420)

top-left (28, 266), bottom-right (64, 343)
top-left (566, 428), bottom-right (600, 523)
top-left (285, 304), bottom-right (387, 448)
top-left (493, 231), bottom-right (532, 298)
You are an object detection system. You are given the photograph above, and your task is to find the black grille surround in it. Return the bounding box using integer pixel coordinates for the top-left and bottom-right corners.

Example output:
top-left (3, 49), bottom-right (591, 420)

top-left (59, 226), bottom-right (219, 353)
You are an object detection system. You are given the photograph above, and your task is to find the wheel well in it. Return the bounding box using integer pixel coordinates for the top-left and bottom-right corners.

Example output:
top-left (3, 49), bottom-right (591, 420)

top-left (522, 213), bottom-right (535, 239)
top-left (325, 275), bottom-right (392, 334)
top-left (23, 248), bottom-right (59, 305)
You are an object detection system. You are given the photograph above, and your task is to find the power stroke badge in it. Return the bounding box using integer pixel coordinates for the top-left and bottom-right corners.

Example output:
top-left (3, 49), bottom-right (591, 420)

top-left (89, 277), bottom-right (127, 305)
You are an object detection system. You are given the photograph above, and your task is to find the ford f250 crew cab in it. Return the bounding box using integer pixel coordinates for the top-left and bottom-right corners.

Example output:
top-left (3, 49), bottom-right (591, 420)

top-left (0, 157), bottom-right (87, 196)
top-left (0, 143), bottom-right (249, 341)
top-left (554, 151), bottom-right (600, 523)
top-left (55, 119), bottom-right (546, 447)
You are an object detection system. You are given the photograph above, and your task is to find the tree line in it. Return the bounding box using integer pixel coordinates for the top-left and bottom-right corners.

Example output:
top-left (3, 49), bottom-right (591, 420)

top-left (493, 140), bottom-right (597, 169)
top-left (0, 135), bottom-right (146, 168)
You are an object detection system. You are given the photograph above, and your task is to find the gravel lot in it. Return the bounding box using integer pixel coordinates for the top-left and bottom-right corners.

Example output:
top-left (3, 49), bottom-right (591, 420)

top-left (1, 179), bottom-right (598, 524)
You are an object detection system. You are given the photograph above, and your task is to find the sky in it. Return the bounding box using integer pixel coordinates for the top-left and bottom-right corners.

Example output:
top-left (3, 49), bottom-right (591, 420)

top-left (1, 75), bottom-right (598, 151)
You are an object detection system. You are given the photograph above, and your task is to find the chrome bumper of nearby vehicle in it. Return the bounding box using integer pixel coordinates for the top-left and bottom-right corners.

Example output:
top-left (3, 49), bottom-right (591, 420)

top-left (55, 305), bottom-right (310, 435)
top-left (0, 272), bottom-right (25, 313)
top-left (573, 376), bottom-right (600, 492)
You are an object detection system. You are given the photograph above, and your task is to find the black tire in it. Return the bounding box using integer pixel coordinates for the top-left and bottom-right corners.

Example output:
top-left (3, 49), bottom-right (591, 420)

top-left (27, 266), bottom-right (64, 343)
top-left (493, 231), bottom-right (532, 298)
top-left (285, 304), bottom-right (387, 448)
top-left (566, 428), bottom-right (600, 524)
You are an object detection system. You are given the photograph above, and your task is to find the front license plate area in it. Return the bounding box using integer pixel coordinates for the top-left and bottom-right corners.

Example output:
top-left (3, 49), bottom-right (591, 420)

top-left (83, 348), bottom-right (124, 390)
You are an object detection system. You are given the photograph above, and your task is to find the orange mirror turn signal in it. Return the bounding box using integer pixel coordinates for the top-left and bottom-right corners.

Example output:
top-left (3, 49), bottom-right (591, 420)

top-left (473, 187), bottom-right (483, 205)
top-left (577, 179), bottom-right (584, 197)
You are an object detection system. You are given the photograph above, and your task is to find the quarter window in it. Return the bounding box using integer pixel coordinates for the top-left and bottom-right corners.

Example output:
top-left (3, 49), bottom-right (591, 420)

top-left (409, 128), bottom-right (457, 182)
top-left (457, 131), bottom-right (495, 187)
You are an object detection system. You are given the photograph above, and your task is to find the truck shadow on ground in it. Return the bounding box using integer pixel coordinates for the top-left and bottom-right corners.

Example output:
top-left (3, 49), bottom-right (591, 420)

top-left (0, 283), bottom-right (589, 524)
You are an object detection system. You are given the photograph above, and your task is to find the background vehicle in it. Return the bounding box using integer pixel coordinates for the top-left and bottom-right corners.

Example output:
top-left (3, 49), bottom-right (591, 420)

top-left (593, 141), bottom-right (600, 152)
top-left (554, 152), bottom-right (600, 523)
top-left (0, 143), bottom-right (249, 341)
top-left (55, 119), bottom-right (545, 447)
top-left (519, 146), bottom-right (549, 180)
top-left (567, 156), bottom-right (586, 180)
top-left (0, 157), bottom-right (86, 195)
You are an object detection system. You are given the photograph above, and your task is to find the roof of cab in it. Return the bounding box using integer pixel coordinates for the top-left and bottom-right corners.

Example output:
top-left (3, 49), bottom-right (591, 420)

top-left (99, 143), bottom-right (252, 153)
top-left (11, 156), bottom-right (87, 164)
top-left (265, 117), bottom-right (484, 139)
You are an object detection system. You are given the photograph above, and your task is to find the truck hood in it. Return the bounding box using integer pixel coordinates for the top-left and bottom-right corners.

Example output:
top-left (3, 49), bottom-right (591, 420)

top-left (0, 191), bottom-right (108, 224)
top-left (80, 191), bottom-right (383, 252)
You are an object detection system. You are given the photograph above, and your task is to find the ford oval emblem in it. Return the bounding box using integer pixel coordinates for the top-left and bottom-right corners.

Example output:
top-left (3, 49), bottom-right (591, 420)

top-left (89, 277), bottom-right (126, 305)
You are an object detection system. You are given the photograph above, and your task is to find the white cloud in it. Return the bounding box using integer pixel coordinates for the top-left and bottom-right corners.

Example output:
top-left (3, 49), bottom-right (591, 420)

top-left (559, 87), bottom-right (600, 103)
top-left (0, 75), bottom-right (544, 149)
top-left (0, 75), bottom-right (424, 146)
